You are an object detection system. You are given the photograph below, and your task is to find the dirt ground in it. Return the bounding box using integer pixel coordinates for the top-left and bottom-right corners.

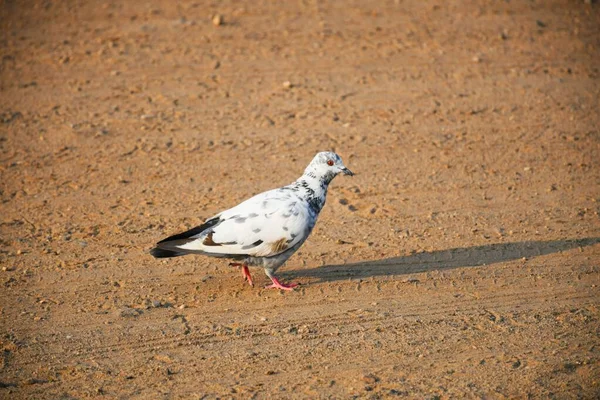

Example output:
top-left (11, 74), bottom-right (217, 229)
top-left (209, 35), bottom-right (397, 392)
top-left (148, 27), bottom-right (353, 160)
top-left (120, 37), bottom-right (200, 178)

top-left (1, 0), bottom-right (599, 398)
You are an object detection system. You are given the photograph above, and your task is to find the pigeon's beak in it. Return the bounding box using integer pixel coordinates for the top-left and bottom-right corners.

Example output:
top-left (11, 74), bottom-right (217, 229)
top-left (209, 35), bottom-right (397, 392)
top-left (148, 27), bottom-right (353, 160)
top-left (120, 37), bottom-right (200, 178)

top-left (341, 167), bottom-right (354, 176)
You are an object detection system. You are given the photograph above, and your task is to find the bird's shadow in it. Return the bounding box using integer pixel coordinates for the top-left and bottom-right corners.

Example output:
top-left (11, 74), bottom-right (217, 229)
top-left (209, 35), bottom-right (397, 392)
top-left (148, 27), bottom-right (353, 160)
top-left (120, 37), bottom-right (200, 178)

top-left (284, 237), bottom-right (600, 283)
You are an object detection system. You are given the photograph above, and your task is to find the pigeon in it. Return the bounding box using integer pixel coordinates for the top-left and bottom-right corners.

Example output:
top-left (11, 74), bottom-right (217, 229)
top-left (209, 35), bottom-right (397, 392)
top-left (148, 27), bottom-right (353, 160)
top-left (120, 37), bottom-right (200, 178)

top-left (150, 151), bottom-right (354, 290)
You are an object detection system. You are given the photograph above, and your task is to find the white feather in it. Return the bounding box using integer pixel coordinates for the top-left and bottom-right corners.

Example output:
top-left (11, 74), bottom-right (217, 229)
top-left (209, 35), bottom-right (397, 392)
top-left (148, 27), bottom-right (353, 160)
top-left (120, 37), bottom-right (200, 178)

top-left (177, 188), bottom-right (311, 257)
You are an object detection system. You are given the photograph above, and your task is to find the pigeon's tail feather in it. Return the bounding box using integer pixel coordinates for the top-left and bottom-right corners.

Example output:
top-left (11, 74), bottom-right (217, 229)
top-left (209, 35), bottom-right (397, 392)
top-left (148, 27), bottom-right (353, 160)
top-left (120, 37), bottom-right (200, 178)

top-left (151, 243), bottom-right (245, 260)
top-left (151, 217), bottom-right (227, 259)
top-left (150, 247), bottom-right (186, 258)
top-left (157, 217), bottom-right (221, 244)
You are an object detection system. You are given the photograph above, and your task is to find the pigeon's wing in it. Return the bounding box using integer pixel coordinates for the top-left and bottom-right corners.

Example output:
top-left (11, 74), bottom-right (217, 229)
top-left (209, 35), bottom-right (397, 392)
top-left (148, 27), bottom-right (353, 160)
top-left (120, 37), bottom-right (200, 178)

top-left (154, 189), bottom-right (311, 258)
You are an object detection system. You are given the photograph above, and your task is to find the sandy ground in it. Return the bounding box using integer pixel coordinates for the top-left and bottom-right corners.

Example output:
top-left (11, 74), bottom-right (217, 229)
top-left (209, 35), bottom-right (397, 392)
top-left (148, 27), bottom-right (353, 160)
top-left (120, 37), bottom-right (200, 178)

top-left (1, 0), bottom-right (599, 398)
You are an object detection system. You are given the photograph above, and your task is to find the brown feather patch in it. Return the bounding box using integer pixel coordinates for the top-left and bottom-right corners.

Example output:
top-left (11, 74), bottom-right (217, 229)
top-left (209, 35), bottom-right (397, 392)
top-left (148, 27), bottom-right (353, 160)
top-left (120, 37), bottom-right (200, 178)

top-left (270, 238), bottom-right (288, 253)
top-left (203, 232), bottom-right (221, 246)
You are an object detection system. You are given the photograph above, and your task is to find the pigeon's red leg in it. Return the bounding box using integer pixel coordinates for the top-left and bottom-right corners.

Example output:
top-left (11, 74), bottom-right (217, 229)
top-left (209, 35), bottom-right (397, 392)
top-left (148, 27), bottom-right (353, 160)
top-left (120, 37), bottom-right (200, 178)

top-left (241, 264), bottom-right (253, 286)
top-left (265, 276), bottom-right (298, 291)
top-left (229, 263), bottom-right (253, 286)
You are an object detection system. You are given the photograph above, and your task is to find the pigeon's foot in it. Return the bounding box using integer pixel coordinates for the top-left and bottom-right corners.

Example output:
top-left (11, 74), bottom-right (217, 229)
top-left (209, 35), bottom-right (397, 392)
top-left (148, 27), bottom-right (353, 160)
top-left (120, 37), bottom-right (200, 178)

top-left (229, 263), bottom-right (254, 286)
top-left (265, 276), bottom-right (298, 291)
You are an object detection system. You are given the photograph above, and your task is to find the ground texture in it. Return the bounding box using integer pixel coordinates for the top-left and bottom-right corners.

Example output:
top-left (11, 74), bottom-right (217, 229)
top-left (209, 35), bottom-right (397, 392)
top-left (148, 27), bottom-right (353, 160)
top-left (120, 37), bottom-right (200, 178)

top-left (1, 0), bottom-right (599, 398)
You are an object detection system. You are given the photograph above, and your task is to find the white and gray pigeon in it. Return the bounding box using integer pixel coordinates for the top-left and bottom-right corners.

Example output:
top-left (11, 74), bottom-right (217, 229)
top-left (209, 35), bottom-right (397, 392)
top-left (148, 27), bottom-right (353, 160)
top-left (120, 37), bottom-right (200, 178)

top-left (150, 151), bottom-right (354, 290)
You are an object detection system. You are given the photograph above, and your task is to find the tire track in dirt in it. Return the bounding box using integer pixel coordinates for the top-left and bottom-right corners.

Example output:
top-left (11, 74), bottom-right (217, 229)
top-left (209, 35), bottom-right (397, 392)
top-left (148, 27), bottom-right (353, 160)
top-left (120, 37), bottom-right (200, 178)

top-left (15, 284), bottom-right (595, 369)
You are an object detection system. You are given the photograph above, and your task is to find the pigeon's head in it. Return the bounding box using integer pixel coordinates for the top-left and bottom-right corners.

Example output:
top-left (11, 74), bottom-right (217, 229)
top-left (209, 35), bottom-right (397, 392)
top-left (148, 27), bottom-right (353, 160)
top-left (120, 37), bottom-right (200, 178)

top-left (304, 151), bottom-right (354, 183)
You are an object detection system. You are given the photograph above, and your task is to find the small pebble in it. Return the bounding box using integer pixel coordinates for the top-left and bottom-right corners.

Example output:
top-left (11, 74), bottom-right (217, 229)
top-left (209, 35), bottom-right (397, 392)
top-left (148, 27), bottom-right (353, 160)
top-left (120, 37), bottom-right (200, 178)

top-left (212, 14), bottom-right (222, 26)
top-left (361, 373), bottom-right (379, 384)
top-left (119, 307), bottom-right (142, 317)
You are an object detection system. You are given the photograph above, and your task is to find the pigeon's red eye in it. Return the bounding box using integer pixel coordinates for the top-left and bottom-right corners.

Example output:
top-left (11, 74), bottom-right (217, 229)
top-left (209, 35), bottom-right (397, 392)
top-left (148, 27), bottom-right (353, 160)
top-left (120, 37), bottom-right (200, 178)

top-left (327, 160), bottom-right (334, 166)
